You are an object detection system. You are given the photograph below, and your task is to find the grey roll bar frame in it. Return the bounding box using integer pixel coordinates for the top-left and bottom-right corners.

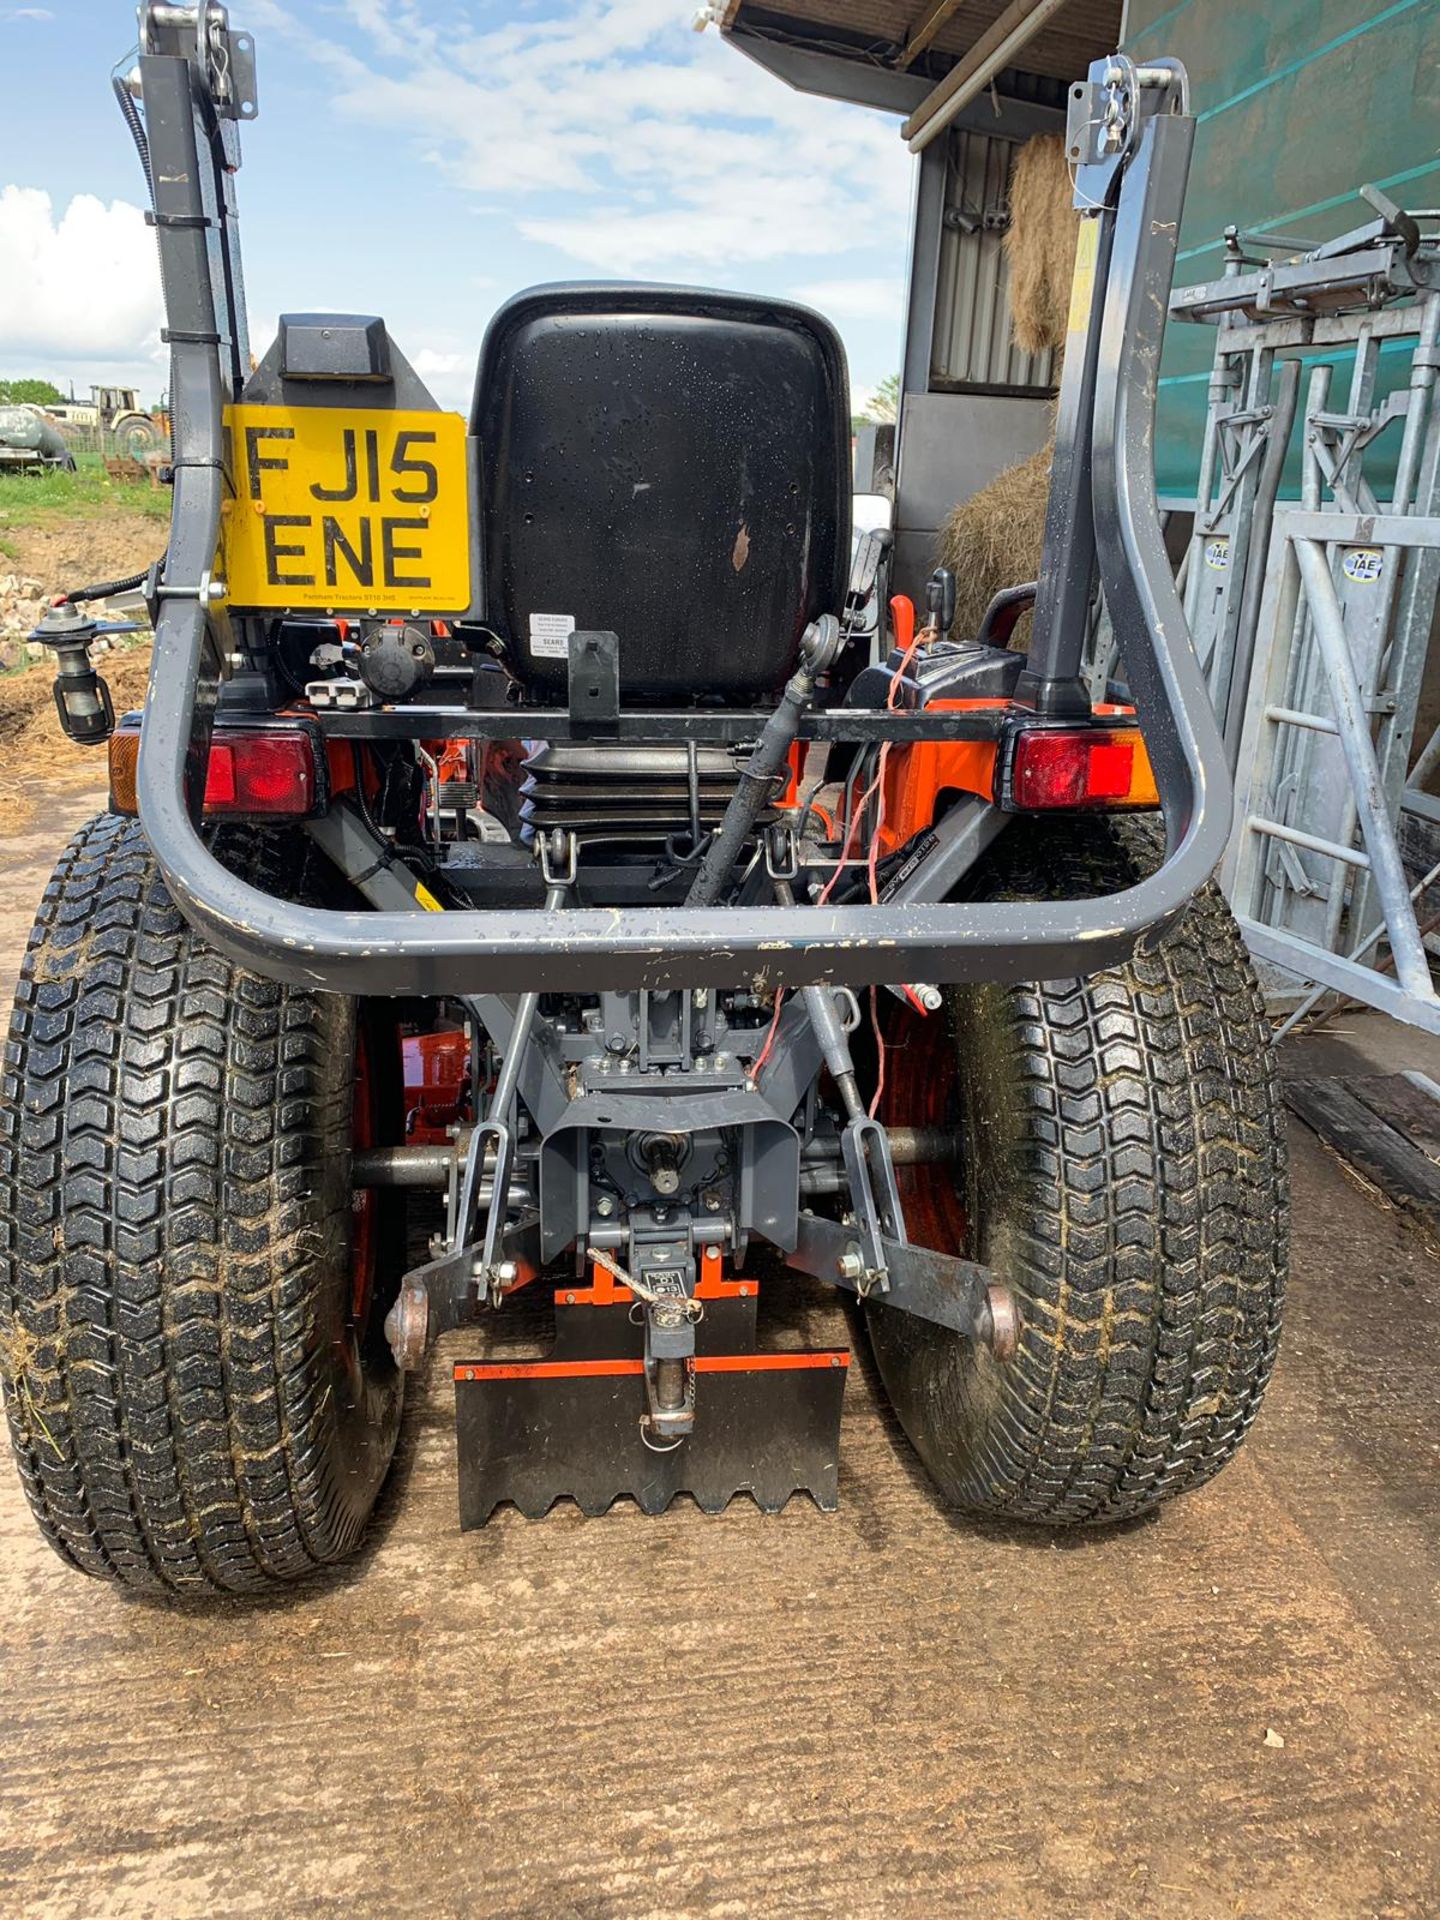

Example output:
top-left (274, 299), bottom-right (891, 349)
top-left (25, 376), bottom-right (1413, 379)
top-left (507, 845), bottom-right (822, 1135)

top-left (133, 27), bottom-right (1230, 997)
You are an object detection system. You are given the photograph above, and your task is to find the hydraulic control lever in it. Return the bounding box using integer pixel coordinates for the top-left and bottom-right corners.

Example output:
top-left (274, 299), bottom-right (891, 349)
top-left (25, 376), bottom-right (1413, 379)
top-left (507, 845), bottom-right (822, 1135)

top-left (924, 566), bottom-right (956, 637)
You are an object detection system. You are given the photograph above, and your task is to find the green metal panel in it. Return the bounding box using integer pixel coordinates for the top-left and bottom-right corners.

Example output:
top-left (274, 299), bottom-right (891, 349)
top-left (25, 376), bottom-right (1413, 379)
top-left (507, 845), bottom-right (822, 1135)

top-left (1124, 0), bottom-right (1440, 497)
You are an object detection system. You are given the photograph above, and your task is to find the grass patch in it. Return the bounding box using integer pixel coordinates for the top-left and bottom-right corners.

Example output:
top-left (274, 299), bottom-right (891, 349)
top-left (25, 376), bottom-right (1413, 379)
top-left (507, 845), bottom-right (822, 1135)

top-left (0, 459), bottom-right (171, 550)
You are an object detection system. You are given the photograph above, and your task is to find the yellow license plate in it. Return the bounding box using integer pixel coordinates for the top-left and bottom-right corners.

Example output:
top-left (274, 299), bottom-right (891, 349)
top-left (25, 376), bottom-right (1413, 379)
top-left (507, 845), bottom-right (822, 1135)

top-left (221, 403), bottom-right (472, 613)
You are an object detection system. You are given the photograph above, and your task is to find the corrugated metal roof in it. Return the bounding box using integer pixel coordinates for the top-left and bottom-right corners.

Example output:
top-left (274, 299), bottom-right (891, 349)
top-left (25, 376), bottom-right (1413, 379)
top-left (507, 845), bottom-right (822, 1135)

top-left (729, 0), bottom-right (1121, 84)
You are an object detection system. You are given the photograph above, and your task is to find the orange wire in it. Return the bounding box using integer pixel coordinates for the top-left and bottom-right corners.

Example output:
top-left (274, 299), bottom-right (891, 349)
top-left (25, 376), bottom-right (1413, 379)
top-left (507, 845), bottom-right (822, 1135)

top-left (764, 618), bottom-right (931, 1094)
top-left (753, 988), bottom-right (787, 1075)
top-left (864, 620), bottom-right (930, 1114)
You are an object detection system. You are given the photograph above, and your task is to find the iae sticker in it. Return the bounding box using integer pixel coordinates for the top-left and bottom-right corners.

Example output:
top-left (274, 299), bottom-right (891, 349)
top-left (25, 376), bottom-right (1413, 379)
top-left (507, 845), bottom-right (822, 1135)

top-left (1341, 548), bottom-right (1383, 584)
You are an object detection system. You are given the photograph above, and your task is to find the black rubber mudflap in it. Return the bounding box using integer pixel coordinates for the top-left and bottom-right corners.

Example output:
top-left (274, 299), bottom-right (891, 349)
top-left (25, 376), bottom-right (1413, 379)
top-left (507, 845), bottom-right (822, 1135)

top-left (454, 1338), bottom-right (848, 1523)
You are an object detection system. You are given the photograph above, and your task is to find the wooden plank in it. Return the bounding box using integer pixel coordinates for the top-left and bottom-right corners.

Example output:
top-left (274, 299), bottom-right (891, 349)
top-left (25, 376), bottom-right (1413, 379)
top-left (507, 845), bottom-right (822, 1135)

top-left (1346, 1072), bottom-right (1440, 1167)
top-left (896, 0), bottom-right (971, 68)
top-left (1285, 1076), bottom-right (1440, 1235)
top-left (901, 0), bottom-right (1071, 144)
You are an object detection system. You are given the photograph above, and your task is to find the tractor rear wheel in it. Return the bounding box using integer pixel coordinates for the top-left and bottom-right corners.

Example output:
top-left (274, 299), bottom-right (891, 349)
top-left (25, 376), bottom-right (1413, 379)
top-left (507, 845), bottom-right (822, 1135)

top-left (869, 817), bottom-right (1288, 1527)
top-left (113, 414), bottom-right (163, 463)
top-left (0, 815), bottom-right (405, 1593)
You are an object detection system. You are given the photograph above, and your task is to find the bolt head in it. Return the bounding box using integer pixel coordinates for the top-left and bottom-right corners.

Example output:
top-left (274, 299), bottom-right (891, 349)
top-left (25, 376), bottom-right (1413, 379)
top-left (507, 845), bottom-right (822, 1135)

top-left (837, 1247), bottom-right (864, 1283)
top-left (985, 1283), bottom-right (1021, 1362)
top-left (384, 1282), bottom-right (429, 1372)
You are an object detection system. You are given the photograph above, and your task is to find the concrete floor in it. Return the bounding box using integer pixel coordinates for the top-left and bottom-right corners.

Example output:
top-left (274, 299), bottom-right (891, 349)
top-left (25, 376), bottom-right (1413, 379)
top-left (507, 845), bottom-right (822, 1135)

top-left (1, 795), bottom-right (1438, 1920)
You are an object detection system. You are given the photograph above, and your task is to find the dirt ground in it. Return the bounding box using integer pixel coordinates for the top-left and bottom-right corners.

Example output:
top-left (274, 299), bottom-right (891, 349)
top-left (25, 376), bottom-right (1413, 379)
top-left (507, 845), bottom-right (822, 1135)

top-left (0, 765), bottom-right (1438, 1920)
top-left (1, 514), bottom-right (166, 606)
top-left (0, 646), bottom-right (151, 835)
top-left (0, 512), bottom-right (160, 834)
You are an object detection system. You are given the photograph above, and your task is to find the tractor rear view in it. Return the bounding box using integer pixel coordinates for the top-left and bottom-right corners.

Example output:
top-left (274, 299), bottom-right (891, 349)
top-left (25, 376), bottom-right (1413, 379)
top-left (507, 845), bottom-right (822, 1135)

top-left (0, 5), bottom-right (1286, 1594)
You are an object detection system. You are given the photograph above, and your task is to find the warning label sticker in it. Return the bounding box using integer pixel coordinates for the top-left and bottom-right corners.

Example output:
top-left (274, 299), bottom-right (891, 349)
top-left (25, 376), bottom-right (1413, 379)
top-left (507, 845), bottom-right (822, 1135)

top-left (529, 613), bottom-right (576, 658)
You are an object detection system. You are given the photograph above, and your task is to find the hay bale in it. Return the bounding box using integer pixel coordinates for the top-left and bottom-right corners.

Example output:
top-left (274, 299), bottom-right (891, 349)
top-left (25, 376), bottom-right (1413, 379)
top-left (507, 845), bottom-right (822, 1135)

top-left (1004, 134), bottom-right (1079, 356)
top-left (936, 441), bottom-right (1053, 647)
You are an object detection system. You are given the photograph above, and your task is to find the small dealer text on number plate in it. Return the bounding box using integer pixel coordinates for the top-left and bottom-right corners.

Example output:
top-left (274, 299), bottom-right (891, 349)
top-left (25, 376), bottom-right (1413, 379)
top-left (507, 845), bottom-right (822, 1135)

top-left (221, 404), bottom-right (472, 612)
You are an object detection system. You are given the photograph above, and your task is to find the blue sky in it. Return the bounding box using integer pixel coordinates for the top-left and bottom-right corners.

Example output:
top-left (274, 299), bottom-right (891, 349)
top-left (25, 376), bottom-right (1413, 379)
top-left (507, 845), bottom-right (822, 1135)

top-left (0, 0), bottom-right (915, 413)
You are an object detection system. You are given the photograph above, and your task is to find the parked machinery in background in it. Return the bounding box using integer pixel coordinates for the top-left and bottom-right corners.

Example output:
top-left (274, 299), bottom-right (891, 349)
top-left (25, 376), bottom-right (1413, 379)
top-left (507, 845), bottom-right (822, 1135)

top-left (0, 403), bottom-right (77, 471)
top-left (46, 384), bottom-right (166, 461)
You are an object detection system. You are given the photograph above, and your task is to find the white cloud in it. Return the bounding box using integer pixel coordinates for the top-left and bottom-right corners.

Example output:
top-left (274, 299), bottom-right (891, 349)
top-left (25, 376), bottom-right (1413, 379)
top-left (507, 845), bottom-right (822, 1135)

top-left (265, 1), bottom-right (912, 279)
top-left (411, 348), bottom-right (467, 374)
top-left (410, 346), bottom-right (472, 410)
top-left (3, 9), bottom-right (55, 20)
top-left (0, 186), bottom-right (162, 365)
top-left (793, 279), bottom-right (901, 324)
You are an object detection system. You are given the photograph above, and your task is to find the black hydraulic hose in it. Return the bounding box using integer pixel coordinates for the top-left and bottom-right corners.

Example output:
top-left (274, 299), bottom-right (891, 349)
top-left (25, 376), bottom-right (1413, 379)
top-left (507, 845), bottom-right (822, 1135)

top-left (113, 69), bottom-right (153, 194)
top-left (60, 566), bottom-right (157, 606)
top-left (684, 665), bottom-right (814, 909)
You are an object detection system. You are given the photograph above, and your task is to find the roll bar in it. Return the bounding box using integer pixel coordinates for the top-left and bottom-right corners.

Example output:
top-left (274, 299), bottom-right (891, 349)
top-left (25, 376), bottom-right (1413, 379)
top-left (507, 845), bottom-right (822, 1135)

top-left (132, 21), bottom-right (1229, 995)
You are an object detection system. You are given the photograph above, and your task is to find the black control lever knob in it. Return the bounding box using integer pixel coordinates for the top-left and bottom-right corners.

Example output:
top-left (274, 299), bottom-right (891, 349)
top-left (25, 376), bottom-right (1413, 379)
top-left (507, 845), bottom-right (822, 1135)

top-left (925, 567), bottom-right (956, 635)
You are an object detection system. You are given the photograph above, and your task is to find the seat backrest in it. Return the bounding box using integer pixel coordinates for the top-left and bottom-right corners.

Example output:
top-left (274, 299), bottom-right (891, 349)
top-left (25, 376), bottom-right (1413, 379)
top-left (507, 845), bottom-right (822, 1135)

top-left (471, 284), bottom-right (850, 702)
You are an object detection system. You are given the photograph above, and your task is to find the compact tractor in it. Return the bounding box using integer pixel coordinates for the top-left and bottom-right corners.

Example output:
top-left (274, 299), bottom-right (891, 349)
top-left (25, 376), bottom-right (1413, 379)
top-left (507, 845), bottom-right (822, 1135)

top-left (1, 6), bottom-right (1287, 1593)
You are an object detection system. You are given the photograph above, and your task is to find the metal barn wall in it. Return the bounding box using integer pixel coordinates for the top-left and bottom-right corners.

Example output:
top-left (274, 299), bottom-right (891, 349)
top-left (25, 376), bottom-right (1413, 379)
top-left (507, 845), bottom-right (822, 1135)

top-left (931, 127), bottom-right (1057, 393)
top-left (892, 119), bottom-right (1059, 601)
top-left (1125, 0), bottom-right (1440, 500)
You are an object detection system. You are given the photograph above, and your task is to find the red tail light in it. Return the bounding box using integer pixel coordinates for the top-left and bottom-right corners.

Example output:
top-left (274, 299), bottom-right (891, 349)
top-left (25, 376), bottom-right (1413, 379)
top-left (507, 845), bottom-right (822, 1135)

top-left (1004, 726), bottom-right (1158, 811)
top-left (203, 733), bottom-right (316, 814)
top-left (109, 725), bottom-right (320, 818)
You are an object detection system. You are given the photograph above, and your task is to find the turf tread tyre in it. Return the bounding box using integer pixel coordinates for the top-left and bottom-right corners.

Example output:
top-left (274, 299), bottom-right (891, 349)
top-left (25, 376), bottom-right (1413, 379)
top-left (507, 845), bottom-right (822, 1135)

top-left (869, 817), bottom-right (1288, 1527)
top-left (0, 813), bottom-right (401, 1593)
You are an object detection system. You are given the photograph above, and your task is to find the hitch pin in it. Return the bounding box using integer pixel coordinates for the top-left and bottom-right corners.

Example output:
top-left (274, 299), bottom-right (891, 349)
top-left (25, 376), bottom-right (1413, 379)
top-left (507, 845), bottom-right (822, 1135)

top-left (883, 982), bottom-right (943, 1014)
